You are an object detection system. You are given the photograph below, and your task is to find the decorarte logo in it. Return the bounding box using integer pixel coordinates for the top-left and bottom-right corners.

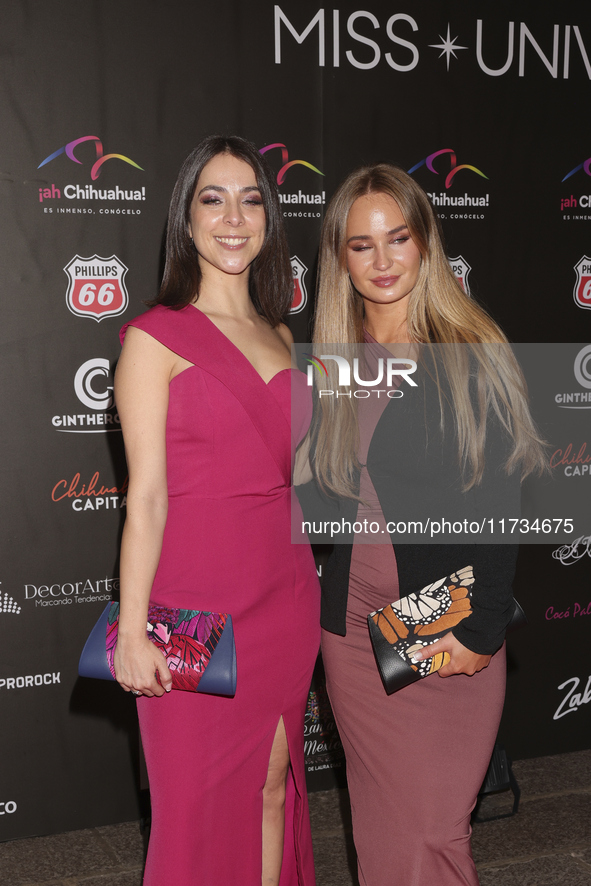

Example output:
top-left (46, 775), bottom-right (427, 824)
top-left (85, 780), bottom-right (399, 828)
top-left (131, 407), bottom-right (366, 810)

top-left (64, 255), bottom-right (128, 321)
top-left (24, 576), bottom-right (118, 607)
top-left (259, 142), bottom-right (325, 219)
top-left (409, 149), bottom-right (489, 221)
top-left (0, 584), bottom-right (21, 616)
top-left (37, 135), bottom-right (145, 215)
top-left (290, 256), bottom-right (308, 313)
top-left (560, 158), bottom-right (591, 222)
top-left (52, 358), bottom-right (121, 433)
top-left (574, 258), bottom-right (591, 310)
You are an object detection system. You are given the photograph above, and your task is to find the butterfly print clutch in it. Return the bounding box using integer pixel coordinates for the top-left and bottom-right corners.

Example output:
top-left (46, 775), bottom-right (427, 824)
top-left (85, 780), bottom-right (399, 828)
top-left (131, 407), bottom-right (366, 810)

top-left (367, 567), bottom-right (476, 694)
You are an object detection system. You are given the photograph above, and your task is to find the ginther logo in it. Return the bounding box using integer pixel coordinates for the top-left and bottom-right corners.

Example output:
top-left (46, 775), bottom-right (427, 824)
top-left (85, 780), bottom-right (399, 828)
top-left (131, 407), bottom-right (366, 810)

top-left (74, 358), bottom-right (114, 410)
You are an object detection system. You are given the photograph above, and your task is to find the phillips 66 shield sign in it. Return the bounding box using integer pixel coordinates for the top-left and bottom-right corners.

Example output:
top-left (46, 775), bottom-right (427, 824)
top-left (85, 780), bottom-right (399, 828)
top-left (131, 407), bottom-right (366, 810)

top-left (64, 255), bottom-right (129, 321)
top-left (290, 255), bottom-right (308, 314)
top-left (574, 257), bottom-right (591, 311)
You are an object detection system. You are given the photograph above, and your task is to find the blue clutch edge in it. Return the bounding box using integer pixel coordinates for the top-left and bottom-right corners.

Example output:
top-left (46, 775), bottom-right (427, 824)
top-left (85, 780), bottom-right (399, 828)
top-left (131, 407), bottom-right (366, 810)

top-left (78, 603), bottom-right (237, 696)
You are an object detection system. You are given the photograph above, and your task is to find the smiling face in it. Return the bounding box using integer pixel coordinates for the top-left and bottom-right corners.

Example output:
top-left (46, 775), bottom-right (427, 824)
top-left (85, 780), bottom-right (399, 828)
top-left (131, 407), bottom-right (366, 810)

top-left (345, 192), bottom-right (421, 318)
top-left (187, 152), bottom-right (266, 283)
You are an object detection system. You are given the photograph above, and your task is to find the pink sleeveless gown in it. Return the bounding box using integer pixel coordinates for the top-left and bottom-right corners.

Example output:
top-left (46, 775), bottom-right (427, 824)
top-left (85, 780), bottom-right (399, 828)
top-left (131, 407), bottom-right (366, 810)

top-left (120, 305), bottom-right (320, 886)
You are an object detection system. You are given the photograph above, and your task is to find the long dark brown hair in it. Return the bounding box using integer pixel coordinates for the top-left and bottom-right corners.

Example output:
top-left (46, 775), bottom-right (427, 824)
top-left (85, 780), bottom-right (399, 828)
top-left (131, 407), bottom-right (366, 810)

top-left (154, 135), bottom-right (292, 326)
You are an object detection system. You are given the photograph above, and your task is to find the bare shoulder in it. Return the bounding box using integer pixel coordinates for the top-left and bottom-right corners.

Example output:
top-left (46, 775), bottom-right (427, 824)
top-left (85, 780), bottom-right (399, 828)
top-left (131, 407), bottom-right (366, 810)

top-left (118, 325), bottom-right (180, 380)
top-left (276, 322), bottom-right (294, 347)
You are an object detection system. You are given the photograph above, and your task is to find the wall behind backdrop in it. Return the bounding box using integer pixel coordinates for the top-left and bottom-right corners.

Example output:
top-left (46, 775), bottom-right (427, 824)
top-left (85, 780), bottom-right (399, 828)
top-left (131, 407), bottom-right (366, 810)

top-left (1, 0), bottom-right (590, 840)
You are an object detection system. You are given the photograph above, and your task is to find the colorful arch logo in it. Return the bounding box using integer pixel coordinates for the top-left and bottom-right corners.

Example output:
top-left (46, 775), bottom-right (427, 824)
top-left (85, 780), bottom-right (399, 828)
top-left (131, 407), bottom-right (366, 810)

top-left (303, 354), bottom-right (328, 376)
top-left (38, 136), bottom-right (143, 181)
top-left (259, 143), bottom-right (323, 186)
top-left (408, 149), bottom-right (488, 189)
top-left (562, 158), bottom-right (591, 183)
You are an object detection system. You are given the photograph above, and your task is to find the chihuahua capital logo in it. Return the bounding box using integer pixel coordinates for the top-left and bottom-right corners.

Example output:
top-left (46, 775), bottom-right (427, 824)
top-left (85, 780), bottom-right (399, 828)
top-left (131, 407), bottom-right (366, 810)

top-left (408, 149), bottom-right (488, 189)
top-left (39, 136), bottom-right (143, 180)
top-left (259, 143), bottom-right (323, 186)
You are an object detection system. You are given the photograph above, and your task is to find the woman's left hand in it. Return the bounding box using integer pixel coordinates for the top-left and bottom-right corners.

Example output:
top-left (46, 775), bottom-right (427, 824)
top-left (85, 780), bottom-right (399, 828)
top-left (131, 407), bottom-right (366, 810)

top-left (412, 633), bottom-right (491, 677)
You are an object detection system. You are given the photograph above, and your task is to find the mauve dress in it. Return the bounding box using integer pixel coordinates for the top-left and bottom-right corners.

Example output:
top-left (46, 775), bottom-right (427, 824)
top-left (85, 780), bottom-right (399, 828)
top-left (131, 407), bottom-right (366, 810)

top-left (321, 339), bottom-right (506, 886)
top-left (120, 305), bottom-right (320, 886)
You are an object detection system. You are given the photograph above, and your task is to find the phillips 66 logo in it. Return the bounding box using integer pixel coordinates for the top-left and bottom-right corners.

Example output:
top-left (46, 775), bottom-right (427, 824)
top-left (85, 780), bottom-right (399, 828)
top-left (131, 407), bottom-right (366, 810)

top-left (449, 255), bottom-right (471, 297)
top-left (64, 255), bottom-right (129, 321)
top-left (574, 257), bottom-right (591, 311)
top-left (290, 255), bottom-right (308, 314)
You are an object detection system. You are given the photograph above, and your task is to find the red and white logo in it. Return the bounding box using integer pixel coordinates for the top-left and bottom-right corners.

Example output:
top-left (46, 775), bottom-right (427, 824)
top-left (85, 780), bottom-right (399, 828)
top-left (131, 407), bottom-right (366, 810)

top-left (449, 255), bottom-right (471, 296)
top-left (574, 257), bottom-right (591, 310)
top-left (64, 255), bottom-right (128, 321)
top-left (290, 255), bottom-right (308, 314)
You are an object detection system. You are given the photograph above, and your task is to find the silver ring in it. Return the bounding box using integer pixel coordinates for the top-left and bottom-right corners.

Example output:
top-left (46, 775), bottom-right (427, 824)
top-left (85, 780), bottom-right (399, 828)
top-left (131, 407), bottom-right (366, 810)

top-left (131, 690), bottom-right (141, 696)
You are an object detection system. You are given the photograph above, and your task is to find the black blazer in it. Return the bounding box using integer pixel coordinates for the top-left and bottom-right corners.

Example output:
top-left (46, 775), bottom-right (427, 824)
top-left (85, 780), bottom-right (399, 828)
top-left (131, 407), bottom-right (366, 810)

top-left (299, 357), bottom-right (521, 655)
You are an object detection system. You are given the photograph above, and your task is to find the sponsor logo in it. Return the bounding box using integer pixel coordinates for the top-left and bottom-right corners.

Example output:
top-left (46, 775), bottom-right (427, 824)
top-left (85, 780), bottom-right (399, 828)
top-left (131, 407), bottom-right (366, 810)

top-left (305, 353), bottom-right (417, 399)
top-left (546, 600), bottom-right (591, 620)
top-left (408, 149), bottom-right (489, 221)
top-left (552, 535), bottom-right (591, 565)
top-left (274, 10), bottom-right (591, 81)
top-left (0, 802), bottom-right (17, 815)
top-left (409, 148), bottom-right (488, 191)
top-left (290, 255), bottom-right (308, 313)
top-left (259, 143), bottom-right (324, 218)
top-left (560, 161), bottom-right (591, 222)
top-left (574, 258), bottom-right (591, 309)
top-left (562, 157), bottom-right (591, 184)
top-left (304, 686), bottom-right (344, 770)
top-left (554, 344), bottom-right (591, 408)
top-left (550, 442), bottom-right (591, 477)
top-left (51, 471), bottom-right (128, 511)
top-left (52, 358), bottom-right (121, 433)
top-left (24, 576), bottom-right (118, 607)
top-left (0, 585), bottom-right (21, 615)
top-left (449, 255), bottom-right (471, 295)
top-left (38, 135), bottom-right (142, 180)
top-left (553, 675), bottom-right (591, 720)
top-left (37, 135), bottom-right (145, 214)
top-left (0, 674), bottom-right (61, 691)
top-left (259, 142), bottom-right (323, 185)
top-left (64, 255), bottom-right (128, 321)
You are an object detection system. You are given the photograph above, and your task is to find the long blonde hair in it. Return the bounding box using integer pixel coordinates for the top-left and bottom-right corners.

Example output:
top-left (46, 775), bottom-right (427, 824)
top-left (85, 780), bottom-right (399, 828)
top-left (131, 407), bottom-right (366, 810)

top-left (311, 164), bottom-right (547, 497)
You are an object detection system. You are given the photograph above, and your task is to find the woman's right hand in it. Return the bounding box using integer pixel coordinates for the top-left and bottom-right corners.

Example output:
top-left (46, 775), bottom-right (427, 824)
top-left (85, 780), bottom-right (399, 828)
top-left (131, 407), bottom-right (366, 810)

top-left (113, 635), bottom-right (173, 697)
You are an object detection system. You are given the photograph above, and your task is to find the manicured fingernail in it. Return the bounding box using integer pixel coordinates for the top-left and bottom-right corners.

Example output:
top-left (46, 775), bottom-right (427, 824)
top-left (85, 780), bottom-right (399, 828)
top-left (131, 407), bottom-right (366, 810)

top-left (411, 653), bottom-right (422, 663)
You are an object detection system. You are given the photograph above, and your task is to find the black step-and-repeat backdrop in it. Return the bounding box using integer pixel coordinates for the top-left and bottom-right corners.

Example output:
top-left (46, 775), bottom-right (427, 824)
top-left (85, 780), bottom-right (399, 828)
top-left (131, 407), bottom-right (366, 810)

top-left (1, 0), bottom-right (589, 840)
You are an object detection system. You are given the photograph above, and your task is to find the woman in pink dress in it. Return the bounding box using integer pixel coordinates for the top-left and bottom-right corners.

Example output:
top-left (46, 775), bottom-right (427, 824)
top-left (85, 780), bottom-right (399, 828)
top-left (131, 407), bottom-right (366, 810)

top-left (113, 136), bottom-right (320, 886)
top-left (307, 164), bottom-right (546, 885)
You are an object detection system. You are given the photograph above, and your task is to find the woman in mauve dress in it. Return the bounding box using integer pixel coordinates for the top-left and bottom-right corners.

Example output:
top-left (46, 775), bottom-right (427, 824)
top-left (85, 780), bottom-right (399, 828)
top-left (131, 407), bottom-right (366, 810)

top-left (113, 136), bottom-right (320, 886)
top-left (305, 164), bottom-right (546, 885)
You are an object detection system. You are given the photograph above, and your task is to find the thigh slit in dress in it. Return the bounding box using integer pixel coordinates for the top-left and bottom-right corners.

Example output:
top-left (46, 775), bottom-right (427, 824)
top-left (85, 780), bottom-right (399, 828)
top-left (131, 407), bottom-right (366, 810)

top-left (122, 305), bottom-right (321, 886)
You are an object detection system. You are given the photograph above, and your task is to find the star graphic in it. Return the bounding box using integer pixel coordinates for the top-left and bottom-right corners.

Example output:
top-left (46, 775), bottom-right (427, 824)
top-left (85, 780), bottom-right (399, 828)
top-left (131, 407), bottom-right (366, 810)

top-left (429, 24), bottom-right (468, 71)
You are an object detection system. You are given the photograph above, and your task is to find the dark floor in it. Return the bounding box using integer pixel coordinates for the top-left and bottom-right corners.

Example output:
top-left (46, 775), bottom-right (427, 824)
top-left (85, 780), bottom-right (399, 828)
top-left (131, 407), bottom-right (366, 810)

top-left (2, 750), bottom-right (591, 885)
